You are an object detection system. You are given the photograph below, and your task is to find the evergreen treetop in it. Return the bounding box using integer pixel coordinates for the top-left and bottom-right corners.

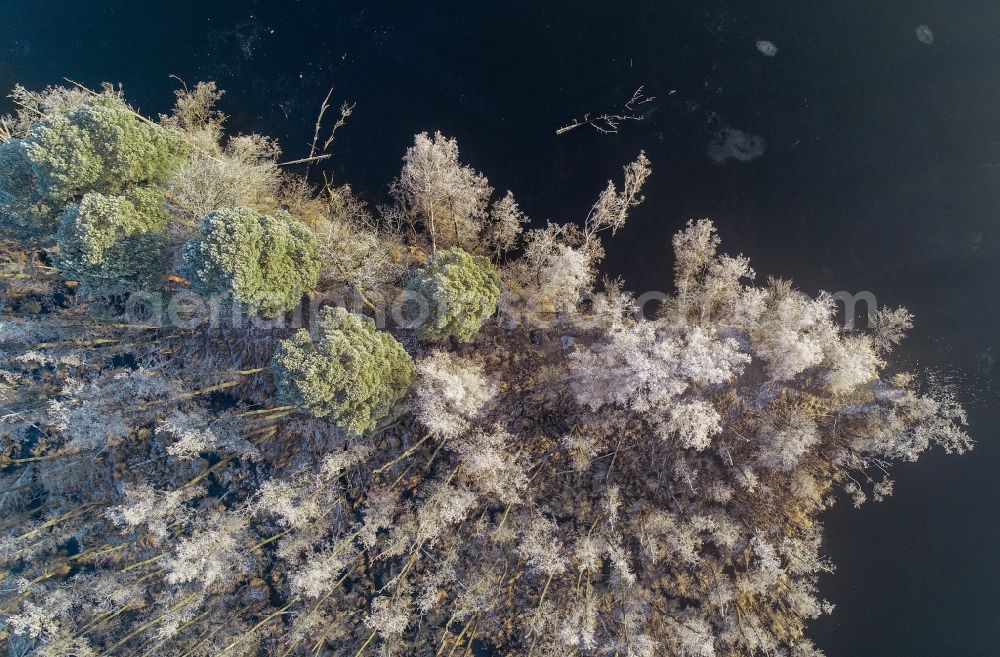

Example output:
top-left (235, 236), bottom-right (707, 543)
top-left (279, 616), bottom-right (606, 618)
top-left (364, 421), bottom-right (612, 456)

top-left (408, 246), bottom-right (501, 342)
top-left (181, 206), bottom-right (322, 317)
top-left (271, 306), bottom-right (415, 433)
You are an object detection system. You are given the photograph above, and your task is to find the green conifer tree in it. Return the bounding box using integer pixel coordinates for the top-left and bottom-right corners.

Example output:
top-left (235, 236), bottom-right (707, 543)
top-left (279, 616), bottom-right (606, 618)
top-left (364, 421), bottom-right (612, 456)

top-left (407, 247), bottom-right (501, 341)
top-left (271, 307), bottom-right (415, 433)
top-left (54, 188), bottom-right (169, 295)
top-left (181, 206), bottom-right (321, 317)
top-left (0, 94), bottom-right (188, 239)
top-left (0, 139), bottom-right (53, 238)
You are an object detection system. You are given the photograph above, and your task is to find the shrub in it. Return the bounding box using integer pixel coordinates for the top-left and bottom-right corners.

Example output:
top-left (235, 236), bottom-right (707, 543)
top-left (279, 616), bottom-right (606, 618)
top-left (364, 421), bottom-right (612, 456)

top-left (407, 247), bottom-right (501, 341)
top-left (165, 134), bottom-right (282, 221)
top-left (271, 307), bottom-right (414, 433)
top-left (54, 188), bottom-right (169, 295)
top-left (181, 206), bottom-right (321, 317)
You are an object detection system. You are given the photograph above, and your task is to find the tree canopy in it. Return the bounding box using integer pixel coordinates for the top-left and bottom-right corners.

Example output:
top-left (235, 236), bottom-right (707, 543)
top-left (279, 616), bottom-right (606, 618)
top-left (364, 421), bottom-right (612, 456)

top-left (271, 307), bottom-right (414, 433)
top-left (0, 90), bottom-right (187, 239)
top-left (407, 246), bottom-right (501, 341)
top-left (54, 188), bottom-right (169, 295)
top-left (181, 206), bottom-right (322, 317)
top-left (0, 82), bottom-right (972, 657)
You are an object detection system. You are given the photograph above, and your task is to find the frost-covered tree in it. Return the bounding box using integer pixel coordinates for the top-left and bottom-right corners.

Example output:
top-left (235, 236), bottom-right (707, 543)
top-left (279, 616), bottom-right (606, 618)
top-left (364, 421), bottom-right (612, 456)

top-left (413, 350), bottom-right (497, 437)
top-left (502, 155), bottom-right (649, 324)
top-left (824, 334), bottom-right (882, 393)
top-left (392, 131), bottom-right (492, 252)
top-left (585, 151), bottom-right (651, 238)
top-left (407, 247), bottom-right (501, 341)
top-left (498, 221), bottom-right (598, 326)
top-left (484, 190), bottom-right (528, 258)
top-left (54, 188), bottom-right (169, 295)
top-left (870, 306), bottom-right (914, 354)
top-left (570, 323), bottom-right (748, 419)
top-left (271, 307), bottom-right (414, 433)
top-left (181, 206), bottom-right (321, 317)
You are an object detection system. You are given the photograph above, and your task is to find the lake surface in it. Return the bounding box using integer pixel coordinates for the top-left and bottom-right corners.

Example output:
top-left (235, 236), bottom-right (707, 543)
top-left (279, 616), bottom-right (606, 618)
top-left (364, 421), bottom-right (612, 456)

top-left (2, 1), bottom-right (998, 654)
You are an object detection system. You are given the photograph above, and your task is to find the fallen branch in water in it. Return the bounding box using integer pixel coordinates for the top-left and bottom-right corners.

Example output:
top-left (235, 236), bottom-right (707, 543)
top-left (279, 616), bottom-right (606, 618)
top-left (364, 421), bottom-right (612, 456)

top-left (556, 85), bottom-right (655, 135)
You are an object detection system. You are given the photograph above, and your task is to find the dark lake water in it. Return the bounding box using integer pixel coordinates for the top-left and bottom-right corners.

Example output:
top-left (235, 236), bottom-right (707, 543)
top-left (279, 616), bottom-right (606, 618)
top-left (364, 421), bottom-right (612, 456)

top-left (2, 1), bottom-right (998, 654)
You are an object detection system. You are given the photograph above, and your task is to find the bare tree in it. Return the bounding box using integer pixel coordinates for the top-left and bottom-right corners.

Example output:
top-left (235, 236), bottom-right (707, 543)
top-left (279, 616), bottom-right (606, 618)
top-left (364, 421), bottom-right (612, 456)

top-left (277, 86), bottom-right (355, 172)
top-left (391, 131), bottom-right (492, 253)
top-left (585, 151), bottom-right (651, 239)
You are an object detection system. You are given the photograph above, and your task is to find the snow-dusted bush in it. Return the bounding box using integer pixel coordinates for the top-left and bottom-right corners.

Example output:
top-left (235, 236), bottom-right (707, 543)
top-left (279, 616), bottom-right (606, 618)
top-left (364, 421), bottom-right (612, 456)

top-left (413, 350), bottom-right (496, 437)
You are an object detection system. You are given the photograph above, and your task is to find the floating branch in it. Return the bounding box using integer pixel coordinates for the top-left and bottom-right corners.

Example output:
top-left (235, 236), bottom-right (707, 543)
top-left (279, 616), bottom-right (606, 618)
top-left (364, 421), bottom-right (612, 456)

top-left (556, 85), bottom-right (655, 135)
